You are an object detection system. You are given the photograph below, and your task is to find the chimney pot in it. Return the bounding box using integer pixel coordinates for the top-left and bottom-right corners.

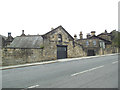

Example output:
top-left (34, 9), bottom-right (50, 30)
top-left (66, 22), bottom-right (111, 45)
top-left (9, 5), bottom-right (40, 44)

top-left (79, 31), bottom-right (83, 39)
top-left (22, 30), bottom-right (24, 34)
top-left (74, 34), bottom-right (77, 37)
top-left (91, 31), bottom-right (96, 36)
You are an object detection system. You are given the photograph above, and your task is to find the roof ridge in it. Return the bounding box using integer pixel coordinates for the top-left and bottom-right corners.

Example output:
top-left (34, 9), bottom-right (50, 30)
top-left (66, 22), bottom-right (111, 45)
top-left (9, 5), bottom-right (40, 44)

top-left (17, 35), bottom-right (42, 37)
top-left (43, 25), bottom-right (74, 40)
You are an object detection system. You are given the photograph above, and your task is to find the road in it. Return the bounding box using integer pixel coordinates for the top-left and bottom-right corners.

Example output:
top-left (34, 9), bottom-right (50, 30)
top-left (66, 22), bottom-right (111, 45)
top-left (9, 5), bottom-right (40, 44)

top-left (2, 54), bottom-right (118, 88)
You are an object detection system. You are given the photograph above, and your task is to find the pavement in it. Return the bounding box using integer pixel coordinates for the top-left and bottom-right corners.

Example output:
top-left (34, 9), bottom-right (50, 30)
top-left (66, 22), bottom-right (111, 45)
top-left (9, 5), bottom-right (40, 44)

top-left (2, 54), bottom-right (119, 88)
top-left (0, 53), bottom-right (119, 70)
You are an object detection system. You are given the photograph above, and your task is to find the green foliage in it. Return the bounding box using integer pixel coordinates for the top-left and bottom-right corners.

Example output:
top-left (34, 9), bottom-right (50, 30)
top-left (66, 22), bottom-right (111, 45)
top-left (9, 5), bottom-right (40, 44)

top-left (111, 30), bottom-right (120, 48)
top-left (40, 45), bottom-right (44, 49)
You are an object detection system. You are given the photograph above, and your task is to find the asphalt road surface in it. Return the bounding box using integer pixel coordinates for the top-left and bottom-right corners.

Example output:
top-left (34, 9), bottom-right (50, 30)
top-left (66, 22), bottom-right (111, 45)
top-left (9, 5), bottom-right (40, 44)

top-left (2, 54), bottom-right (118, 88)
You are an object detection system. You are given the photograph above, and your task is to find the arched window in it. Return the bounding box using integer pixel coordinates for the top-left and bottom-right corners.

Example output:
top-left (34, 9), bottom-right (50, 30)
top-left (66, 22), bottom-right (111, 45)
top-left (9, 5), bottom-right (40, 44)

top-left (58, 34), bottom-right (62, 42)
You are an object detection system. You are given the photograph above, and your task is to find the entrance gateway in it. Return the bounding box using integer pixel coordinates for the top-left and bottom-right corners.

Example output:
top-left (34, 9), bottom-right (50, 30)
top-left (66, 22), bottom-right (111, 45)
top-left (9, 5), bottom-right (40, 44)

top-left (87, 49), bottom-right (95, 56)
top-left (57, 45), bottom-right (67, 59)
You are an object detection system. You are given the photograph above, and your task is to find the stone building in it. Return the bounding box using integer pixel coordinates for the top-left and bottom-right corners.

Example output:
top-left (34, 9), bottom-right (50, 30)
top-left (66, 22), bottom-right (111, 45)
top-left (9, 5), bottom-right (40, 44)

top-left (2, 26), bottom-right (85, 66)
top-left (76, 30), bottom-right (118, 56)
top-left (97, 30), bottom-right (112, 41)
top-left (0, 33), bottom-right (14, 48)
top-left (1, 26), bottom-right (119, 66)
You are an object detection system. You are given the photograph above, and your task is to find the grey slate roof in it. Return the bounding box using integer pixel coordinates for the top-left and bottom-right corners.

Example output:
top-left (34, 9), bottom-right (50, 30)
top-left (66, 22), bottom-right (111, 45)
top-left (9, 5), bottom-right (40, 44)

top-left (0, 34), bottom-right (7, 40)
top-left (8, 35), bottom-right (43, 49)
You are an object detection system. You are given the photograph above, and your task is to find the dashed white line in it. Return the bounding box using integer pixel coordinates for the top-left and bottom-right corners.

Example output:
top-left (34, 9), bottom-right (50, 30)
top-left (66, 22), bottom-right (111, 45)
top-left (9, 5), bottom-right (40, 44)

top-left (28, 85), bottom-right (39, 88)
top-left (71, 65), bottom-right (104, 76)
top-left (112, 61), bottom-right (118, 64)
top-left (71, 70), bottom-right (89, 76)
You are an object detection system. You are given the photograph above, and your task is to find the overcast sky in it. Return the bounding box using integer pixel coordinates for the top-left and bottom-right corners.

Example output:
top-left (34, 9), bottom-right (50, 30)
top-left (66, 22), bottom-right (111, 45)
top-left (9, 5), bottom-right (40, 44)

top-left (0, 0), bottom-right (119, 38)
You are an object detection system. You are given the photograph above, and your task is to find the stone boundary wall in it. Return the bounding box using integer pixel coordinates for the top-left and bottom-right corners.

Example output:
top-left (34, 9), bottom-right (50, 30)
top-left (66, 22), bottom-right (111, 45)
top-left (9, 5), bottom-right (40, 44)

top-left (98, 47), bottom-right (119, 55)
top-left (67, 42), bottom-right (86, 58)
top-left (2, 44), bottom-right (119, 66)
top-left (2, 48), bottom-right (45, 66)
top-left (104, 47), bottom-right (119, 54)
top-left (2, 41), bottom-right (86, 66)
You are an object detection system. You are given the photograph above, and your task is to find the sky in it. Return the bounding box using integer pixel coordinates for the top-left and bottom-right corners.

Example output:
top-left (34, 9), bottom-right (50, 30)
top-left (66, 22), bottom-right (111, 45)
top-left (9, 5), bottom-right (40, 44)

top-left (0, 0), bottom-right (119, 38)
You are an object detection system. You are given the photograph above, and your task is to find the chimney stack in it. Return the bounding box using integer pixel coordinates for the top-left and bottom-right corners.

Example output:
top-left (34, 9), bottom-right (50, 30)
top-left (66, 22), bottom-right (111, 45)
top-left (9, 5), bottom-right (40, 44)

top-left (74, 34), bottom-right (77, 40)
top-left (22, 30), bottom-right (24, 34)
top-left (21, 30), bottom-right (26, 36)
top-left (105, 30), bottom-right (107, 33)
top-left (8, 32), bottom-right (11, 37)
top-left (7, 32), bottom-right (13, 42)
top-left (86, 33), bottom-right (91, 38)
top-left (79, 31), bottom-right (83, 39)
top-left (91, 31), bottom-right (95, 36)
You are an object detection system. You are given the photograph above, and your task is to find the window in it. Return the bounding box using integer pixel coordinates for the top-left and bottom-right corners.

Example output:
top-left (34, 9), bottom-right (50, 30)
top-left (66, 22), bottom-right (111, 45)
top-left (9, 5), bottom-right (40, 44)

top-left (86, 41), bottom-right (89, 46)
top-left (58, 34), bottom-right (62, 42)
top-left (93, 40), bottom-right (96, 45)
top-left (100, 41), bottom-right (105, 49)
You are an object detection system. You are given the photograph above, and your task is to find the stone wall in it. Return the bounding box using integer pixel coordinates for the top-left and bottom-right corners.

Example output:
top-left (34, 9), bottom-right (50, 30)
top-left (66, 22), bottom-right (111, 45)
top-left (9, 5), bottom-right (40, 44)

top-left (2, 44), bottom-right (119, 66)
top-left (98, 47), bottom-right (119, 55)
top-left (2, 48), bottom-right (43, 66)
top-left (43, 27), bottom-right (85, 58)
top-left (2, 39), bottom-right (59, 66)
top-left (67, 41), bottom-right (85, 58)
top-left (2, 39), bottom-right (85, 66)
top-left (104, 47), bottom-right (119, 54)
top-left (77, 39), bottom-right (100, 48)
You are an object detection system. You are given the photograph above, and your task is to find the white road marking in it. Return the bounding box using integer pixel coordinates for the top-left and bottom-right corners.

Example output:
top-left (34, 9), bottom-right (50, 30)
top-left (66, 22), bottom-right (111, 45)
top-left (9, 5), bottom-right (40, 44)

top-left (28, 85), bottom-right (39, 88)
top-left (112, 61), bottom-right (118, 64)
top-left (71, 65), bottom-right (104, 76)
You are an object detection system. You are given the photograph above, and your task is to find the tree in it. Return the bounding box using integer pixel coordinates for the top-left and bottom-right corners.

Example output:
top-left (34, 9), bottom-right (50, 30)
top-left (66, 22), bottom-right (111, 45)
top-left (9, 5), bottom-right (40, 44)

top-left (111, 30), bottom-right (120, 48)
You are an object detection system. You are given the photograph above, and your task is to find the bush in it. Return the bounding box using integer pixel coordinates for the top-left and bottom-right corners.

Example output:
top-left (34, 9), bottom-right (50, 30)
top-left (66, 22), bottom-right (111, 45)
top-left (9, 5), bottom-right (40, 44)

top-left (40, 46), bottom-right (44, 49)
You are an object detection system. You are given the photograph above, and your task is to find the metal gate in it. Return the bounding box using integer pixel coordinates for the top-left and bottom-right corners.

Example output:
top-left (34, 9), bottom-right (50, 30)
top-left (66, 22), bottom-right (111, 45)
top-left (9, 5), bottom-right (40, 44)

top-left (57, 45), bottom-right (67, 59)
